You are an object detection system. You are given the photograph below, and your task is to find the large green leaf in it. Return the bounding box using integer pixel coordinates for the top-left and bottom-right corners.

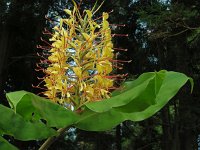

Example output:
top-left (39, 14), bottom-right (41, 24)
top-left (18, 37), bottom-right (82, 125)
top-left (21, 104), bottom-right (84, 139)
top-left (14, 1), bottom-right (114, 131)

top-left (0, 104), bottom-right (56, 141)
top-left (74, 71), bottom-right (193, 131)
top-left (6, 92), bottom-right (79, 128)
top-left (85, 72), bottom-right (156, 112)
top-left (114, 71), bottom-right (191, 113)
top-left (0, 136), bottom-right (18, 150)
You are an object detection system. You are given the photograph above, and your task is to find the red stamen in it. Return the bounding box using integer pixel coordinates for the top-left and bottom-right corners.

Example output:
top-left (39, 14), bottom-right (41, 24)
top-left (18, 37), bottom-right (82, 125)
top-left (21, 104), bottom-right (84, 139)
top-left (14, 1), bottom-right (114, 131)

top-left (110, 59), bottom-right (132, 63)
top-left (40, 59), bottom-right (51, 64)
top-left (113, 48), bottom-right (128, 51)
top-left (110, 24), bottom-right (126, 27)
top-left (35, 64), bottom-right (47, 73)
top-left (104, 75), bottom-right (120, 79)
top-left (45, 15), bottom-right (59, 24)
top-left (35, 80), bottom-right (45, 87)
top-left (35, 68), bottom-right (45, 72)
top-left (36, 63), bottom-right (45, 69)
top-left (37, 52), bottom-right (50, 60)
top-left (112, 34), bottom-right (128, 37)
top-left (37, 76), bottom-right (46, 80)
top-left (78, 0), bottom-right (82, 9)
top-left (114, 78), bottom-right (127, 81)
top-left (113, 65), bottom-right (123, 70)
top-left (32, 84), bottom-right (47, 90)
top-left (93, 9), bottom-right (114, 21)
top-left (104, 73), bottom-right (128, 79)
top-left (40, 37), bottom-right (53, 47)
top-left (37, 92), bottom-right (45, 96)
top-left (42, 28), bottom-right (53, 36)
top-left (36, 45), bottom-right (51, 51)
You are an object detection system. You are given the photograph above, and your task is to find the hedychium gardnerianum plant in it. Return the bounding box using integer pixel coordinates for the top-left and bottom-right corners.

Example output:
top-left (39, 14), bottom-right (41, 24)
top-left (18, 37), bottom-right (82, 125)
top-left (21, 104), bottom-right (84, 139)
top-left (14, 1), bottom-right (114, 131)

top-left (35, 0), bottom-right (130, 111)
top-left (36, 1), bottom-right (130, 148)
top-left (0, 1), bottom-right (193, 150)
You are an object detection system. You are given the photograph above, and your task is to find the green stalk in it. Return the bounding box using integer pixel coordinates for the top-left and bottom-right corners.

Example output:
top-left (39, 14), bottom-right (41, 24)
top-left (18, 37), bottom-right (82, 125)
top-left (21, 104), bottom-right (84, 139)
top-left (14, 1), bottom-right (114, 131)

top-left (39, 127), bottom-right (69, 150)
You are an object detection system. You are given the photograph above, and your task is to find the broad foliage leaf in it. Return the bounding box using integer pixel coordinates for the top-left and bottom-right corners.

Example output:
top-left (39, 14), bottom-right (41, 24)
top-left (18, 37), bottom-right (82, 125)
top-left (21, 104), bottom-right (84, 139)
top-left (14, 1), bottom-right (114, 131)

top-left (75, 70), bottom-right (193, 130)
top-left (6, 91), bottom-right (79, 128)
top-left (0, 104), bottom-right (57, 141)
top-left (0, 136), bottom-right (18, 150)
top-left (0, 70), bottom-right (192, 149)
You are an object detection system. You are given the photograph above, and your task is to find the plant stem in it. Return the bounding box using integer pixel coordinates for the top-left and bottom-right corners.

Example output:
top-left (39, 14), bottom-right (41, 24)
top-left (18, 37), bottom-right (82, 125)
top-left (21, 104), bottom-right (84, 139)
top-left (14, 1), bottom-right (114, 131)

top-left (39, 127), bottom-right (69, 150)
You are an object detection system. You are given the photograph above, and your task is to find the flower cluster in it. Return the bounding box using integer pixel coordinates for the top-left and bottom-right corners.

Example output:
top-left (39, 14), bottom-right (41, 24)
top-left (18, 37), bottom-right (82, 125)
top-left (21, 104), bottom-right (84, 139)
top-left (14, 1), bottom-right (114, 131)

top-left (36, 1), bottom-right (128, 110)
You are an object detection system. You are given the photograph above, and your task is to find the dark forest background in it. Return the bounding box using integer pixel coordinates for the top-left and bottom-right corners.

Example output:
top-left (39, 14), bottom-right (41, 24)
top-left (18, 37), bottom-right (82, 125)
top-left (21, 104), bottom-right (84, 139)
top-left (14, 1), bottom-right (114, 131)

top-left (1, 0), bottom-right (200, 149)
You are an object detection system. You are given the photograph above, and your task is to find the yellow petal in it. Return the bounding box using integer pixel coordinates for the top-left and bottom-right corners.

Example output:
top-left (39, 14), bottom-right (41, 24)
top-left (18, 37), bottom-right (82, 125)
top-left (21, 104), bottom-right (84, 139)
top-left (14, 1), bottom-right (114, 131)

top-left (102, 20), bottom-right (109, 29)
top-left (103, 12), bottom-right (109, 20)
top-left (85, 10), bottom-right (92, 18)
top-left (102, 47), bottom-right (114, 58)
top-left (69, 42), bottom-right (76, 48)
top-left (97, 60), bottom-right (112, 74)
top-left (64, 9), bottom-right (72, 15)
top-left (85, 86), bottom-right (94, 95)
top-left (82, 33), bottom-right (90, 41)
top-left (73, 67), bottom-right (82, 78)
top-left (67, 92), bottom-right (70, 98)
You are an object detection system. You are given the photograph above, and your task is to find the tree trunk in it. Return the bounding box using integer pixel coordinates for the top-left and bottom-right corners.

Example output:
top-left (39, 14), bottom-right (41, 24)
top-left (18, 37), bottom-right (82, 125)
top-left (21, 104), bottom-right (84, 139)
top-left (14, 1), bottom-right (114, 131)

top-left (0, 24), bottom-right (12, 104)
top-left (161, 106), bottom-right (173, 150)
top-left (116, 124), bottom-right (122, 150)
top-left (174, 37), bottom-right (194, 150)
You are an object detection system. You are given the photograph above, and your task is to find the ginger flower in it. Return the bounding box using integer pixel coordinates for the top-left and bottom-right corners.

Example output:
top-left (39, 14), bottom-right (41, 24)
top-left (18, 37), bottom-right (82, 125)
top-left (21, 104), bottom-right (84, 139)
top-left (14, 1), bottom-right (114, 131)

top-left (36, 1), bottom-right (129, 110)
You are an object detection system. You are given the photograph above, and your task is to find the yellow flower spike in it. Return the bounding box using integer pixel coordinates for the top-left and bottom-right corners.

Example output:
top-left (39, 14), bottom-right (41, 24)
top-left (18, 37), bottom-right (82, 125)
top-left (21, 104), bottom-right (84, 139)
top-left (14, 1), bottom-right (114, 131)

top-left (37, 0), bottom-right (127, 110)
